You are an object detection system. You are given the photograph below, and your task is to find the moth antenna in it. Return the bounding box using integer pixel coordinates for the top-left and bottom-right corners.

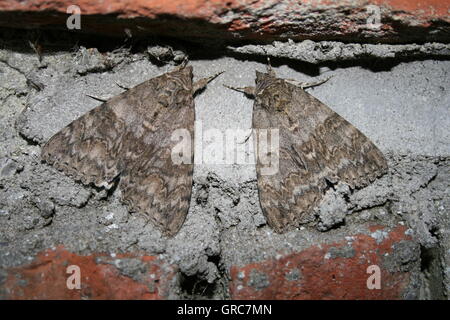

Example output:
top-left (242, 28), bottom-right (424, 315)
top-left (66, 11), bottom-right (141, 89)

top-left (261, 47), bottom-right (276, 77)
top-left (193, 71), bottom-right (224, 93)
top-left (86, 94), bottom-right (107, 103)
top-left (237, 129), bottom-right (253, 144)
top-left (223, 84), bottom-right (255, 97)
top-left (286, 75), bottom-right (334, 90)
top-left (28, 39), bottom-right (43, 62)
top-left (205, 71), bottom-right (225, 84)
top-left (115, 82), bottom-right (130, 90)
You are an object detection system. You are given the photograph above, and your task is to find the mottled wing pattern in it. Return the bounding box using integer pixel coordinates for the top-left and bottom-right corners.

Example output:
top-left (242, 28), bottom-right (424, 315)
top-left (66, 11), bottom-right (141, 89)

top-left (253, 71), bottom-right (388, 233)
top-left (119, 74), bottom-right (195, 236)
top-left (42, 66), bottom-right (195, 236)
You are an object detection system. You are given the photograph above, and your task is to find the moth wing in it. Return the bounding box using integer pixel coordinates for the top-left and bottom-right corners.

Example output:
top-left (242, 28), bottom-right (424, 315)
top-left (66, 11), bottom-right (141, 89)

top-left (254, 77), bottom-right (388, 232)
top-left (119, 103), bottom-right (194, 236)
top-left (42, 67), bottom-right (195, 236)
top-left (42, 88), bottom-right (134, 189)
top-left (117, 67), bottom-right (195, 237)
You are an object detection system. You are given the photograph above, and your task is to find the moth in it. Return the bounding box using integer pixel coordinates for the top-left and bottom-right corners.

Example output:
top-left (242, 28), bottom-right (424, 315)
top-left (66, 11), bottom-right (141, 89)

top-left (41, 63), bottom-right (221, 237)
top-left (226, 64), bottom-right (388, 233)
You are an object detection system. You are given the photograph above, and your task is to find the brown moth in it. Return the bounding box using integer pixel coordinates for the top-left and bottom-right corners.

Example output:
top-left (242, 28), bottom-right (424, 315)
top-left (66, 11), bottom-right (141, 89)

top-left (42, 63), bottom-right (221, 237)
top-left (226, 64), bottom-right (388, 233)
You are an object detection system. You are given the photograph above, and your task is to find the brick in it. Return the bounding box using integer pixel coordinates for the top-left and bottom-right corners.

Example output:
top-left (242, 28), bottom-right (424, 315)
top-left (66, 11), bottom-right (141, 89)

top-left (2, 246), bottom-right (177, 300)
top-left (229, 225), bottom-right (418, 299)
top-left (0, 0), bottom-right (448, 43)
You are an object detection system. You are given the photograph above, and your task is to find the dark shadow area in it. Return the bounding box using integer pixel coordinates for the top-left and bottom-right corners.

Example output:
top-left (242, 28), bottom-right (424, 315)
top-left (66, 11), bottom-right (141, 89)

top-left (420, 246), bottom-right (445, 300)
top-left (227, 50), bottom-right (450, 75)
top-left (1, 27), bottom-right (450, 78)
top-left (179, 273), bottom-right (218, 299)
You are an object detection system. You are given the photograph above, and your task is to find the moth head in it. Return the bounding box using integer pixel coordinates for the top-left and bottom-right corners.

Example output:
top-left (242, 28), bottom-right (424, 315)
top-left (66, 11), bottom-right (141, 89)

top-left (255, 71), bottom-right (275, 89)
top-left (255, 71), bottom-right (291, 112)
top-left (169, 65), bottom-right (194, 86)
top-left (180, 65), bottom-right (194, 78)
top-left (174, 65), bottom-right (194, 87)
top-left (156, 65), bottom-right (193, 108)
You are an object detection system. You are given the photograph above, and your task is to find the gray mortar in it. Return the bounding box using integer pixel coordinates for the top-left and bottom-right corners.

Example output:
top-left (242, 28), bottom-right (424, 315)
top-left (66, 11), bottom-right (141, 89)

top-left (228, 40), bottom-right (450, 64)
top-left (0, 39), bottom-right (449, 300)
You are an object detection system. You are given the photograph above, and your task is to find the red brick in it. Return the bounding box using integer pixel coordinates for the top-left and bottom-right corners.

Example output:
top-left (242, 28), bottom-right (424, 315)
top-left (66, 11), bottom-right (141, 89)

top-left (229, 225), bottom-right (415, 299)
top-left (2, 246), bottom-right (177, 300)
top-left (0, 0), bottom-right (448, 42)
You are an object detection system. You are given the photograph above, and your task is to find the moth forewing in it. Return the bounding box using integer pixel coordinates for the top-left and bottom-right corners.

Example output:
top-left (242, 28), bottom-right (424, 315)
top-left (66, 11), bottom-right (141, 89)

top-left (249, 70), bottom-right (388, 232)
top-left (42, 65), bottom-right (221, 237)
